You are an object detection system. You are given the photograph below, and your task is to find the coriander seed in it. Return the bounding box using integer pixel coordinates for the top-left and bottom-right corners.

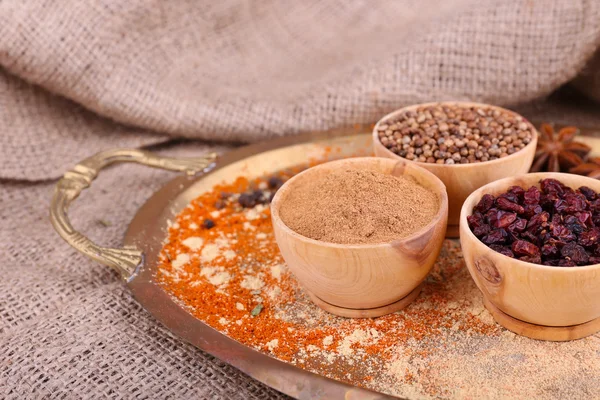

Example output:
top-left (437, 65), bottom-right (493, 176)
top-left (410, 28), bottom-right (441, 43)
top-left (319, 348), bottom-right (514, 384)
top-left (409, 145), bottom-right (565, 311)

top-left (377, 104), bottom-right (534, 165)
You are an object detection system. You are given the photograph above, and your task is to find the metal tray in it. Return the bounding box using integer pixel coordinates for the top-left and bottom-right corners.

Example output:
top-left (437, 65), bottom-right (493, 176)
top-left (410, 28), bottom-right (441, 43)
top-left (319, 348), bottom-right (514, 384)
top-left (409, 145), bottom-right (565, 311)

top-left (50, 125), bottom-right (394, 400)
top-left (50, 123), bottom-right (600, 399)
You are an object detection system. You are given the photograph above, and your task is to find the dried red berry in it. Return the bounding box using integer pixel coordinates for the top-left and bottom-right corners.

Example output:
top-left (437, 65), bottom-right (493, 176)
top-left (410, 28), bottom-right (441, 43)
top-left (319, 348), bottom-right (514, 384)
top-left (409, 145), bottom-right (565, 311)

top-left (523, 204), bottom-right (542, 218)
top-left (539, 230), bottom-right (553, 244)
top-left (467, 212), bottom-right (485, 229)
top-left (543, 259), bottom-right (561, 266)
top-left (551, 213), bottom-right (563, 224)
top-left (541, 178), bottom-right (567, 196)
top-left (527, 212), bottom-right (550, 231)
top-left (487, 210), bottom-right (517, 229)
top-left (579, 186), bottom-right (596, 201)
top-left (512, 240), bottom-right (541, 257)
top-left (499, 192), bottom-right (520, 204)
top-left (524, 186), bottom-right (541, 205)
top-left (490, 244), bottom-right (514, 258)
top-left (550, 224), bottom-right (576, 242)
top-left (541, 243), bottom-right (560, 258)
top-left (470, 180), bottom-right (600, 267)
top-left (475, 194), bottom-right (495, 213)
top-left (561, 242), bottom-right (590, 265)
top-left (558, 259), bottom-right (577, 267)
top-left (540, 193), bottom-right (558, 210)
top-left (472, 225), bottom-right (491, 238)
top-left (564, 193), bottom-right (588, 214)
top-left (565, 215), bottom-right (586, 235)
top-left (576, 211), bottom-right (593, 227)
top-left (496, 197), bottom-right (525, 214)
top-left (520, 229), bottom-right (539, 244)
top-left (578, 228), bottom-right (600, 247)
top-left (508, 186), bottom-right (526, 201)
top-left (520, 255), bottom-right (542, 264)
top-left (482, 229), bottom-right (507, 245)
top-left (554, 199), bottom-right (568, 214)
top-left (508, 218), bottom-right (527, 233)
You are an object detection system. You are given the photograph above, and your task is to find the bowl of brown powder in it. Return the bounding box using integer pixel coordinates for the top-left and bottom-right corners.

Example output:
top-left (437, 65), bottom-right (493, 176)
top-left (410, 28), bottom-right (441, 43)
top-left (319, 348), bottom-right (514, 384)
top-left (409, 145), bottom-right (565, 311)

top-left (270, 157), bottom-right (448, 318)
top-left (373, 102), bottom-right (538, 238)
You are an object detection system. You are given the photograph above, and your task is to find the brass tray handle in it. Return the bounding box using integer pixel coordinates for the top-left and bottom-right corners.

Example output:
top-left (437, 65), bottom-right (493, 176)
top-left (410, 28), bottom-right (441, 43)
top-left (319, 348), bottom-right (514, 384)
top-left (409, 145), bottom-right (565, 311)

top-left (50, 148), bottom-right (217, 281)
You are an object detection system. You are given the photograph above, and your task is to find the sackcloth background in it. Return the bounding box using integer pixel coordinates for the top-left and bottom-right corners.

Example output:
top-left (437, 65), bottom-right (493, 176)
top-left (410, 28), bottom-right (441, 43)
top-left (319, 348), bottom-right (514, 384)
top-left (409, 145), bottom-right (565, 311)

top-left (2, 0), bottom-right (600, 398)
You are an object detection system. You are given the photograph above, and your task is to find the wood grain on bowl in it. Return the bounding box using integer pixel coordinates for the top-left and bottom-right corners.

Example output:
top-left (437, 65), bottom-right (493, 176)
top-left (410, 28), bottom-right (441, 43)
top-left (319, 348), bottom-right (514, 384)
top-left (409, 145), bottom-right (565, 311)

top-left (460, 172), bottom-right (600, 340)
top-left (483, 297), bottom-right (600, 341)
top-left (271, 157), bottom-right (448, 317)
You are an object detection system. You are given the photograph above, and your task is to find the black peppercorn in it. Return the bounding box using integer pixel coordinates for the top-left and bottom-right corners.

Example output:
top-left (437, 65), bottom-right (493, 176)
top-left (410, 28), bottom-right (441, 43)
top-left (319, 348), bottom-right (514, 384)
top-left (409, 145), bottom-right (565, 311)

top-left (268, 176), bottom-right (284, 189)
top-left (238, 193), bottom-right (257, 208)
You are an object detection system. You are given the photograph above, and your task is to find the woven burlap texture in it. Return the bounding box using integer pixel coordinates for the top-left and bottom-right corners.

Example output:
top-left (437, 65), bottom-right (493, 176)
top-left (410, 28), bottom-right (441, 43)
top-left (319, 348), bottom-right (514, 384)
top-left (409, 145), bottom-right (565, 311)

top-left (2, 0), bottom-right (600, 398)
top-left (2, 0), bottom-right (600, 180)
top-left (573, 49), bottom-right (600, 103)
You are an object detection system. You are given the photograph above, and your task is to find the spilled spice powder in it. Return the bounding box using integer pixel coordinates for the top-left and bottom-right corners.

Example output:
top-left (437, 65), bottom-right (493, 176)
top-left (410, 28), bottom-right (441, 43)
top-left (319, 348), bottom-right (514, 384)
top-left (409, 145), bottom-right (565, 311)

top-left (279, 169), bottom-right (439, 244)
top-left (157, 168), bottom-right (600, 400)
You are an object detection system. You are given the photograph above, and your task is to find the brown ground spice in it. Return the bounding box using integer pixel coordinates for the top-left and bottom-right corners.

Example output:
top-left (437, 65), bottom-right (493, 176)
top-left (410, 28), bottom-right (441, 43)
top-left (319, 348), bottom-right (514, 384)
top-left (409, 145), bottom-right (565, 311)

top-left (279, 169), bottom-right (439, 244)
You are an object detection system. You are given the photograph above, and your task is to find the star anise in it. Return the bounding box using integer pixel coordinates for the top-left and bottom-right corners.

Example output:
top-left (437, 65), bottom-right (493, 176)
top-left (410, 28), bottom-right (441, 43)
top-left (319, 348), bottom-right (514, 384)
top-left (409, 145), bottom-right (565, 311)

top-left (530, 123), bottom-right (591, 172)
top-left (570, 157), bottom-right (600, 179)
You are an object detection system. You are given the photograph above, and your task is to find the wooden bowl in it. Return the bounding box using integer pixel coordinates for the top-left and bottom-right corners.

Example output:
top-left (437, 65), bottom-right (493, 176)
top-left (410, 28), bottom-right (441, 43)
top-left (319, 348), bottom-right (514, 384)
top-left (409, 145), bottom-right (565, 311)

top-left (271, 157), bottom-right (448, 318)
top-left (373, 102), bottom-right (538, 238)
top-left (460, 172), bottom-right (600, 340)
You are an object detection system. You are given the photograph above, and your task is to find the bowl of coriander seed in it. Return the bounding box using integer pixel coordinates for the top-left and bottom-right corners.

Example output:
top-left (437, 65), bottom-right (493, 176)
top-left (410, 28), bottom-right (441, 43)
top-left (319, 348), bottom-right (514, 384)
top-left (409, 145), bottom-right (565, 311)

top-left (373, 102), bottom-right (538, 237)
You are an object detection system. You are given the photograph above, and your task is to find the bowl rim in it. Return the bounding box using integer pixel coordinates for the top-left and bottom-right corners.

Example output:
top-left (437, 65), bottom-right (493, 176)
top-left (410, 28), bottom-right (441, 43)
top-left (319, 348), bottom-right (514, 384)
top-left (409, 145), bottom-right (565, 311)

top-left (372, 101), bottom-right (539, 169)
top-left (270, 156), bottom-right (449, 249)
top-left (460, 171), bottom-right (600, 272)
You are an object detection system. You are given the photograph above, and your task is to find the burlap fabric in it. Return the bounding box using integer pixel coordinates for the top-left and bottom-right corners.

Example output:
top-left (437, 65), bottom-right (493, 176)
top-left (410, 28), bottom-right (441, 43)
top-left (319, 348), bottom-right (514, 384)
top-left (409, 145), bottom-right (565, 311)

top-left (573, 49), bottom-right (600, 103)
top-left (3, 0), bottom-right (600, 181)
top-left (2, 0), bottom-right (600, 398)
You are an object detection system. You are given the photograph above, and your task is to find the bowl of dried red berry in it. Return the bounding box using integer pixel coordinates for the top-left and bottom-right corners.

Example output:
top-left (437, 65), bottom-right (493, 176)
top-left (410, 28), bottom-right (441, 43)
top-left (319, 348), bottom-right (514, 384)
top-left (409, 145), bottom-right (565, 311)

top-left (460, 173), bottom-right (600, 340)
top-left (373, 102), bottom-right (538, 238)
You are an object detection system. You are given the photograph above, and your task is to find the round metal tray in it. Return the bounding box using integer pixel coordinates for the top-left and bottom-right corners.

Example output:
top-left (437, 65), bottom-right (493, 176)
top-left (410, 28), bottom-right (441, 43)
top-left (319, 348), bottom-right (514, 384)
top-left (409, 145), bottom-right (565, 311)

top-left (50, 123), bottom-right (600, 399)
top-left (50, 126), bottom-right (394, 399)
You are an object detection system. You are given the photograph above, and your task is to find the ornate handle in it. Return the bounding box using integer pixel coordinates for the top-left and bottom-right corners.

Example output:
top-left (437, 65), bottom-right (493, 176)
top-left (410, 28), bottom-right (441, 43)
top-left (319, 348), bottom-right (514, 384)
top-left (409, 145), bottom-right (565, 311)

top-left (50, 148), bottom-right (217, 281)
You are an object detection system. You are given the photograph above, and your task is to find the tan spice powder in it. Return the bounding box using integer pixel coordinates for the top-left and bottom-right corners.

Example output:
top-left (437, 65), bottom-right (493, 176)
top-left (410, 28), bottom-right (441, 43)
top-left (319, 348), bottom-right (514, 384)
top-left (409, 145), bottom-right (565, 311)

top-left (279, 169), bottom-right (439, 244)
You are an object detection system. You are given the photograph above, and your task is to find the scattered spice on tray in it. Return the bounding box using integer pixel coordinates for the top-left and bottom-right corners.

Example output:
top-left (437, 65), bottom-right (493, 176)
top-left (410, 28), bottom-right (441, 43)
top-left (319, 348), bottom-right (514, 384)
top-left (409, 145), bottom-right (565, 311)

top-left (157, 165), bottom-right (599, 399)
top-left (531, 123), bottom-right (591, 173)
top-left (376, 104), bottom-right (534, 164)
top-left (278, 169), bottom-right (439, 244)
top-left (156, 169), bottom-right (496, 396)
top-left (96, 219), bottom-right (112, 227)
top-left (468, 178), bottom-right (600, 266)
